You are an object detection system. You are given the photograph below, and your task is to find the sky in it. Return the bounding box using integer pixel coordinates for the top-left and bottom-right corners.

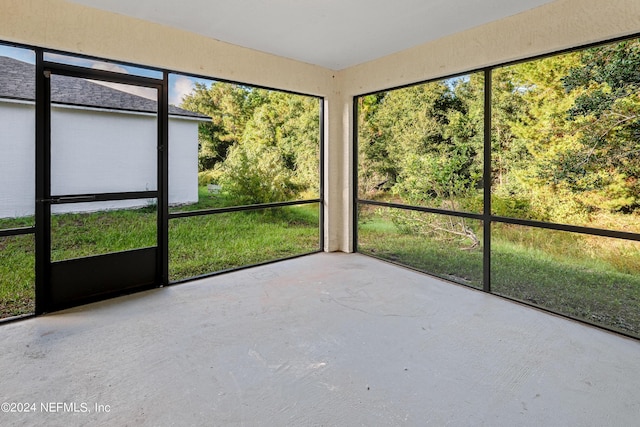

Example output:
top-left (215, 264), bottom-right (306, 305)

top-left (0, 44), bottom-right (212, 106)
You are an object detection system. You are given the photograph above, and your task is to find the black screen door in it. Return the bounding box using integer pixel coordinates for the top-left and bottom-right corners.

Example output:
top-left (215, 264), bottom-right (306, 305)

top-left (38, 63), bottom-right (165, 310)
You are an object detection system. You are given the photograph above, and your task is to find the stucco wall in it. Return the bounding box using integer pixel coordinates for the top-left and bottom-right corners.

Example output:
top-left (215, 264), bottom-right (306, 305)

top-left (0, 0), bottom-right (639, 251)
top-left (339, 0), bottom-right (640, 95)
top-left (0, 0), bottom-right (334, 96)
top-left (0, 100), bottom-right (199, 218)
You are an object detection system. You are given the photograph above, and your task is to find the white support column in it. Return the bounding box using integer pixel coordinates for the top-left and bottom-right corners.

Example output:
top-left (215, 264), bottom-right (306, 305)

top-left (324, 86), bottom-right (353, 253)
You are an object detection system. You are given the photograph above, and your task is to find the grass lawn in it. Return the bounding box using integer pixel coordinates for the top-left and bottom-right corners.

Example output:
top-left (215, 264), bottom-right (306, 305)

top-left (0, 189), bottom-right (320, 318)
top-left (169, 205), bottom-right (320, 281)
top-left (358, 210), bottom-right (640, 336)
top-left (3, 188), bottom-right (639, 337)
top-left (358, 214), bottom-right (484, 288)
top-left (0, 234), bottom-right (35, 317)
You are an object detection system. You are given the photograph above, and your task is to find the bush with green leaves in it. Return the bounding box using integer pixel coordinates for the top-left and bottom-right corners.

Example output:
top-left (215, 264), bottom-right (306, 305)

top-left (181, 84), bottom-right (320, 205)
top-left (218, 143), bottom-right (299, 204)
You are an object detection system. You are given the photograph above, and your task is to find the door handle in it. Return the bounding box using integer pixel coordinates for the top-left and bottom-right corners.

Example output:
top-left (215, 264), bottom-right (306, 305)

top-left (39, 195), bottom-right (97, 204)
top-left (56, 195), bottom-right (97, 203)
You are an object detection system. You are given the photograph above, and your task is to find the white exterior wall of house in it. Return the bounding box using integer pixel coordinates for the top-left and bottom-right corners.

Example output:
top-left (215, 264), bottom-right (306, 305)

top-left (0, 99), bottom-right (199, 218)
top-left (0, 100), bottom-right (34, 218)
top-left (168, 117), bottom-right (199, 209)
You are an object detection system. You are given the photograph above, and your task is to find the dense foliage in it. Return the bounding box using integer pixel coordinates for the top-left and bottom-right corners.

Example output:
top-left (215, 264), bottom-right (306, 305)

top-left (358, 39), bottom-right (640, 232)
top-left (181, 84), bottom-right (320, 204)
top-left (180, 39), bottom-right (640, 225)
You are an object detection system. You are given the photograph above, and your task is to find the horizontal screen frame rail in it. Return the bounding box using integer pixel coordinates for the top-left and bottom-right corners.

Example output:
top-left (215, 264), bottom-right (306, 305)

top-left (169, 198), bottom-right (322, 219)
top-left (0, 227), bottom-right (36, 237)
top-left (40, 191), bottom-right (158, 204)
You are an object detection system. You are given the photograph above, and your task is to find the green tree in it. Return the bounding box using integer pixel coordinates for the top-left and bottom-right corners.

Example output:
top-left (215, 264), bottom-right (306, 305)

top-left (366, 77), bottom-right (483, 209)
top-left (217, 90), bottom-right (320, 203)
top-left (504, 53), bottom-right (586, 221)
top-left (490, 67), bottom-right (529, 197)
top-left (562, 39), bottom-right (640, 212)
top-left (501, 40), bottom-right (640, 218)
top-left (358, 76), bottom-right (484, 247)
top-left (180, 82), bottom-right (320, 204)
top-left (357, 92), bottom-right (396, 197)
top-left (181, 82), bottom-right (261, 171)
top-left (247, 90), bottom-right (320, 196)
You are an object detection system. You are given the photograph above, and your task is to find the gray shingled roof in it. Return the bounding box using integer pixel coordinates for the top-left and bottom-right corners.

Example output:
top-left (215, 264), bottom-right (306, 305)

top-left (0, 56), bottom-right (209, 119)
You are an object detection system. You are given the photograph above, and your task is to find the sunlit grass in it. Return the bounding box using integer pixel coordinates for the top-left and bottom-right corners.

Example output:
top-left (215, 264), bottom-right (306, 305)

top-left (358, 209), bottom-right (640, 336)
top-left (491, 237), bottom-right (640, 334)
top-left (0, 235), bottom-right (35, 317)
top-left (169, 205), bottom-right (320, 281)
top-left (0, 189), bottom-right (320, 318)
top-left (0, 216), bottom-right (34, 230)
top-left (358, 213), bottom-right (483, 288)
top-left (50, 204), bottom-right (157, 261)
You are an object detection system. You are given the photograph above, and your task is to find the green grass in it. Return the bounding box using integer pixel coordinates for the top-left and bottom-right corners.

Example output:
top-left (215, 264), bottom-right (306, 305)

top-left (358, 210), bottom-right (640, 336)
top-left (50, 204), bottom-right (157, 261)
top-left (359, 215), bottom-right (484, 288)
top-left (169, 186), bottom-right (241, 212)
top-left (169, 205), bottom-right (320, 281)
top-left (0, 235), bottom-right (35, 317)
top-left (491, 224), bottom-right (640, 334)
top-left (4, 190), bottom-right (639, 336)
top-left (0, 189), bottom-right (320, 318)
top-left (0, 215), bottom-right (35, 230)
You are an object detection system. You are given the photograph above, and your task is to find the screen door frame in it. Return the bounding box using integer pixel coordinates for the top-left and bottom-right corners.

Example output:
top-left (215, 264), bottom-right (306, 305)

top-left (35, 58), bottom-right (168, 312)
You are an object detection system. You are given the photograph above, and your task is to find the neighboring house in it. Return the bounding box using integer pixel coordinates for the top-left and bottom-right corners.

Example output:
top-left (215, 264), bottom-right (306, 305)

top-left (0, 56), bottom-right (209, 218)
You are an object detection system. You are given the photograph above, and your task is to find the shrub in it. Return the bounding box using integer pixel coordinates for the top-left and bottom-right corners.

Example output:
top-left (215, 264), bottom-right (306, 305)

top-left (218, 143), bottom-right (299, 204)
top-left (198, 169), bottom-right (223, 186)
top-left (491, 195), bottom-right (534, 219)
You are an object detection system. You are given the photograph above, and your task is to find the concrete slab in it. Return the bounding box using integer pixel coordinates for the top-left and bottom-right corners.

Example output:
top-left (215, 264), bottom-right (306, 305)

top-left (1, 253), bottom-right (639, 426)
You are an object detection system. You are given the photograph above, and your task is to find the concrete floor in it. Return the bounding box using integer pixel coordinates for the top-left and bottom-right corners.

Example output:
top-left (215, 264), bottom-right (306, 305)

top-left (1, 253), bottom-right (639, 426)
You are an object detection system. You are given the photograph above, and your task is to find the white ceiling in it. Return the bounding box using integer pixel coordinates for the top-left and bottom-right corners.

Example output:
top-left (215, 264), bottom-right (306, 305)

top-left (68, 0), bottom-right (555, 70)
